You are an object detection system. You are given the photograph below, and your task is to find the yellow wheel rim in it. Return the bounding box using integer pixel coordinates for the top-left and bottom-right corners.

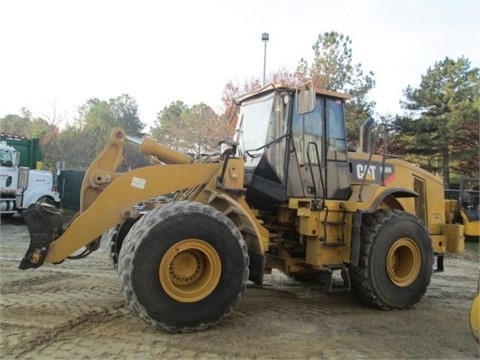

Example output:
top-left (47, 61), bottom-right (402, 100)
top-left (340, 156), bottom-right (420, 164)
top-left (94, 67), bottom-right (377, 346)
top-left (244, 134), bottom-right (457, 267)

top-left (159, 239), bottom-right (221, 303)
top-left (386, 238), bottom-right (421, 287)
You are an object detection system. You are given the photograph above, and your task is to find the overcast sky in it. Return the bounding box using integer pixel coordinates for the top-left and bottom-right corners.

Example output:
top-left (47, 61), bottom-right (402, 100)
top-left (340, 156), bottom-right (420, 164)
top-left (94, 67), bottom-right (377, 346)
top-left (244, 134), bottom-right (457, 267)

top-left (1, 0), bottom-right (478, 130)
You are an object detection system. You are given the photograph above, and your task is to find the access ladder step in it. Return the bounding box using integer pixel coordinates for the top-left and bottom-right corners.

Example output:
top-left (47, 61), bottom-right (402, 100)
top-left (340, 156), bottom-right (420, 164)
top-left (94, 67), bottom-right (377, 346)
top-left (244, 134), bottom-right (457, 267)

top-left (325, 268), bottom-right (351, 293)
top-left (322, 241), bottom-right (346, 247)
top-left (322, 221), bottom-right (346, 226)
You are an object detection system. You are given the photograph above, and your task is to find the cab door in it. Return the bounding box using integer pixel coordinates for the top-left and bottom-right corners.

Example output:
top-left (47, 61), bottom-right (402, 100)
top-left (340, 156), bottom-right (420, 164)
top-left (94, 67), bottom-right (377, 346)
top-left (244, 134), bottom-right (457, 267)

top-left (286, 96), bottom-right (351, 200)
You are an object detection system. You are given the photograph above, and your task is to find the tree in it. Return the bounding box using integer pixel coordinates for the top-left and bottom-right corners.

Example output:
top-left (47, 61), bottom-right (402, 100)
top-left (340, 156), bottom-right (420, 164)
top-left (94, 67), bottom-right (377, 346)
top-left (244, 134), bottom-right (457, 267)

top-left (0, 114), bottom-right (31, 136)
top-left (0, 110), bottom-right (60, 170)
top-left (109, 94), bottom-right (145, 136)
top-left (0, 108), bottom-right (54, 138)
top-left (150, 101), bottom-right (189, 151)
top-left (297, 32), bottom-right (354, 90)
top-left (297, 31), bottom-right (376, 144)
top-left (45, 125), bottom-right (87, 169)
top-left (78, 94), bottom-right (144, 134)
top-left (51, 94), bottom-right (147, 170)
top-left (184, 103), bottom-right (229, 156)
top-left (399, 56), bottom-right (480, 182)
top-left (150, 101), bottom-right (229, 157)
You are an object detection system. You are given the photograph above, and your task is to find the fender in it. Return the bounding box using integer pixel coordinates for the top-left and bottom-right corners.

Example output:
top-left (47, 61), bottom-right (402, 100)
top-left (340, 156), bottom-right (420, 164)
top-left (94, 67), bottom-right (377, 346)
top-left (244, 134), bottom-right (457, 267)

top-left (363, 187), bottom-right (418, 213)
top-left (199, 189), bottom-right (269, 286)
top-left (22, 187), bottom-right (60, 208)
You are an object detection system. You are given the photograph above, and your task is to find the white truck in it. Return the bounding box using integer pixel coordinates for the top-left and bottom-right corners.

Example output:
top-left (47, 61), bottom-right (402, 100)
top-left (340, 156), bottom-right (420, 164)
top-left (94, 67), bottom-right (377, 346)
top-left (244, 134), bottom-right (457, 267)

top-left (0, 141), bottom-right (60, 216)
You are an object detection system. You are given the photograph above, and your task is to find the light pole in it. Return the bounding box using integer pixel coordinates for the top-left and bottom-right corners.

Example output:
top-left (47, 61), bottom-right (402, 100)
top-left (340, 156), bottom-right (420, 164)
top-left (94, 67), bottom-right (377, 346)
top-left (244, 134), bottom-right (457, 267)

top-left (262, 32), bottom-right (269, 86)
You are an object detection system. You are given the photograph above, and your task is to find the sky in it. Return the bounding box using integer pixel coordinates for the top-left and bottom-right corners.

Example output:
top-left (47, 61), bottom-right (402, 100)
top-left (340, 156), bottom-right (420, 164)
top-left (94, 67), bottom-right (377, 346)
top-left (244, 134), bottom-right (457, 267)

top-left (0, 0), bottom-right (479, 130)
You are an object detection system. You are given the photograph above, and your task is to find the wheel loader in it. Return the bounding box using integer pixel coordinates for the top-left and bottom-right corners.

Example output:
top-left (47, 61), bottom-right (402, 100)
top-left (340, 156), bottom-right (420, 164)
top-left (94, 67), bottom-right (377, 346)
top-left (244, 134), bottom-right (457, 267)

top-left (19, 83), bottom-right (465, 332)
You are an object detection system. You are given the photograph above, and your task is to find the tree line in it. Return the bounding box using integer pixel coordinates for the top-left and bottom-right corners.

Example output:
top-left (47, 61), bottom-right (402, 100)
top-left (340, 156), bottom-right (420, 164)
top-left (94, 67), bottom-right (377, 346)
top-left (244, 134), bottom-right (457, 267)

top-left (0, 31), bottom-right (478, 185)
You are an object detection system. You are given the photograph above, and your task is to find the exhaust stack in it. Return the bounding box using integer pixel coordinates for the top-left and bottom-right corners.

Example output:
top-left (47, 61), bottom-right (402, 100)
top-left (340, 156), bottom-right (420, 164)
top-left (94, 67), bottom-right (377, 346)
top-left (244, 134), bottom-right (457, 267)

top-left (359, 117), bottom-right (375, 153)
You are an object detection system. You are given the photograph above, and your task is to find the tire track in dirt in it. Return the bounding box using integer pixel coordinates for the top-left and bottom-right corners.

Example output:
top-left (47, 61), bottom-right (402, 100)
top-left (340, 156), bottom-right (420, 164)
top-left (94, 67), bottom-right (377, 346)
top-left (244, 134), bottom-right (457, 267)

top-left (0, 273), bottom-right (78, 294)
top-left (5, 305), bottom-right (128, 359)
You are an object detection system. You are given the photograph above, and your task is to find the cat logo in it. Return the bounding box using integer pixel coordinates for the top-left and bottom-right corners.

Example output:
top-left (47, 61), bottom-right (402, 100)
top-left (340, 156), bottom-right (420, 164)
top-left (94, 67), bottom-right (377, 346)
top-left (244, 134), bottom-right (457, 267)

top-left (357, 164), bottom-right (376, 181)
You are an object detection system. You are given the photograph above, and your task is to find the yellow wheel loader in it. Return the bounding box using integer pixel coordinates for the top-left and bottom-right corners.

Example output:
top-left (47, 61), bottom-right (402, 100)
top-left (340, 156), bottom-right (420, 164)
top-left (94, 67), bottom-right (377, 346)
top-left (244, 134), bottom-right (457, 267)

top-left (19, 83), bottom-right (465, 332)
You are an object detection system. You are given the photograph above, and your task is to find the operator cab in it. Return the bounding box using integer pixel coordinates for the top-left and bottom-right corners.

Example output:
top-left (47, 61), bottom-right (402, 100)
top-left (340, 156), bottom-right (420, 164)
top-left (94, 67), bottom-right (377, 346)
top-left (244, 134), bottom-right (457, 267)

top-left (234, 84), bottom-right (351, 209)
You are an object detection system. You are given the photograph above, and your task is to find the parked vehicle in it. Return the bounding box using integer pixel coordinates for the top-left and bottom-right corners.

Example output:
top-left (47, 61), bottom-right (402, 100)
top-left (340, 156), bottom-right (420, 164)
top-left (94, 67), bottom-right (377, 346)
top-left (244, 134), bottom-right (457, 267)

top-left (0, 137), bottom-right (60, 216)
top-left (445, 178), bottom-right (480, 240)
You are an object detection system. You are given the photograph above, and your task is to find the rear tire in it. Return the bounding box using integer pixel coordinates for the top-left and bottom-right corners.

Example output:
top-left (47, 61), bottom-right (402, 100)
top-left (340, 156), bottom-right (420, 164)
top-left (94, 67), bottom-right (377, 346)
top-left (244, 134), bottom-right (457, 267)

top-left (118, 201), bottom-right (249, 332)
top-left (349, 210), bottom-right (433, 309)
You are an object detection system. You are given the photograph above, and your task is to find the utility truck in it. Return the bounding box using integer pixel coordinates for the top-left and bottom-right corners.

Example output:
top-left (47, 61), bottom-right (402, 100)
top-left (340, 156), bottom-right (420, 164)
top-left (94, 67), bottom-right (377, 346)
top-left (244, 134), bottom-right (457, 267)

top-left (0, 136), bottom-right (60, 216)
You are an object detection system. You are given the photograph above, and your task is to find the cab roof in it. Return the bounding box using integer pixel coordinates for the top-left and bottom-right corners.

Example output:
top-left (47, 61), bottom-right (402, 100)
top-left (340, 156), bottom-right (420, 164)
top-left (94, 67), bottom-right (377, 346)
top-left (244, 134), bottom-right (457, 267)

top-left (234, 83), bottom-right (351, 104)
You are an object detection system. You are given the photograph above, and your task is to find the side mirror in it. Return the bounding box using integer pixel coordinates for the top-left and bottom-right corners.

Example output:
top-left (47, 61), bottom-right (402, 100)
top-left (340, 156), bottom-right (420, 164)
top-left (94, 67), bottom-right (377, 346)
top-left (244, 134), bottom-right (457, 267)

top-left (297, 82), bottom-right (315, 114)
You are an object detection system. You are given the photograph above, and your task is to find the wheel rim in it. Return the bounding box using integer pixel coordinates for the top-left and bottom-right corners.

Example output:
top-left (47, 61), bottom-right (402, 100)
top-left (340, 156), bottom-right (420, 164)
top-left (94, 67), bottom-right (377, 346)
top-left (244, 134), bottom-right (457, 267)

top-left (159, 239), bottom-right (221, 303)
top-left (386, 238), bottom-right (421, 287)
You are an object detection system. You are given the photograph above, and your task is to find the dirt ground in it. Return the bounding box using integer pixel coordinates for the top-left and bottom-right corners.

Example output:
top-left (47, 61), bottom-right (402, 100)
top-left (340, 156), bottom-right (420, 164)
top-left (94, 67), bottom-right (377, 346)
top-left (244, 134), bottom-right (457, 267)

top-left (0, 215), bottom-right (479, 360)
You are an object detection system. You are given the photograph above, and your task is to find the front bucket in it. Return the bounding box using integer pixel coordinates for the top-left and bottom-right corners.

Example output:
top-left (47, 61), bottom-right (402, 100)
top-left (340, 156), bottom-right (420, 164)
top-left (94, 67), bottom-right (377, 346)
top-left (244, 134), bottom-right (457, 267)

top-left (19, 203), bottom-right (63, 270)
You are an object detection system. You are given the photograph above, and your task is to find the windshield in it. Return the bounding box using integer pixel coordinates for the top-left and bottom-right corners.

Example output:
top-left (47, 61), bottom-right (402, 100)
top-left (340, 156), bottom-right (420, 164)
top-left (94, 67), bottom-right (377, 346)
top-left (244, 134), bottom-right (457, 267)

top-left (235, 92), bottom-right (275, 157)
top-left (235, 90), bottom-right (290, 181)
top-left (0, 148), bottom-right (14, 167)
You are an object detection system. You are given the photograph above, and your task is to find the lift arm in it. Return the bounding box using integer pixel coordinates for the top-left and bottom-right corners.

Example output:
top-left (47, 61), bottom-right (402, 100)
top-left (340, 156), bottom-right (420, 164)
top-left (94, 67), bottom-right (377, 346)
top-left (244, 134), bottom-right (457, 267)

top-left (19, 129), bottom-right (222, 270)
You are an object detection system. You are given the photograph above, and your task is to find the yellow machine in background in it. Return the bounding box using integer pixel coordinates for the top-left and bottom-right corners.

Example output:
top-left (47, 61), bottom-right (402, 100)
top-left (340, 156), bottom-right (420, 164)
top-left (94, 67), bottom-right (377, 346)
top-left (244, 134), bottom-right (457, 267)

top-left (445, 178), bottom-right (480, 240)
top-left (19, 84), bottom-right (465, 332)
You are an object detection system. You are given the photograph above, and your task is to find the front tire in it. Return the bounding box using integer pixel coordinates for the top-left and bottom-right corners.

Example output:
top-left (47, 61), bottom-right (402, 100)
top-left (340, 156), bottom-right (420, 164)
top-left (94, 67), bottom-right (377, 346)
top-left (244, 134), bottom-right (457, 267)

top-left (350, 210), bottom-right (433, 309)
top-left (108, 218), bottom-right (138, 269)
top-left (118, 201), bottom-right (249, 332)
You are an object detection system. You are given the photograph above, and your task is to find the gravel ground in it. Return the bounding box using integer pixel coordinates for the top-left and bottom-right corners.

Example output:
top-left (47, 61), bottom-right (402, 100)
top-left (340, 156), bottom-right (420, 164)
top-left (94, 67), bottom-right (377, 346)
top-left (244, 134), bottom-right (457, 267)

top-left (0, 215), bottom-right (479, 360)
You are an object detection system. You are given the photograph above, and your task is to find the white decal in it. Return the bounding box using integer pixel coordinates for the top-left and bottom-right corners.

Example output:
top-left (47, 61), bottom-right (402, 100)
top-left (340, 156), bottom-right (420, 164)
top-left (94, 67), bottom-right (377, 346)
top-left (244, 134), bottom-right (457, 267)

top-left (356, 164), bottom-right (376, 180)
top-left (131, 177), bottom-right (146, 189)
